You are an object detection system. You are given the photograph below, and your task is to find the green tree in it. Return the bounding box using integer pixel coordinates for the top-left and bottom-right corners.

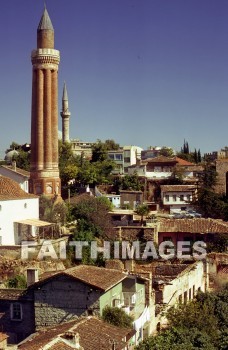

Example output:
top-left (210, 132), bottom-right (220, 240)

top-left (120, 173), bottom-right (142, 191)
top-left (12, 149), bottom-right (30, 171)
top-left (102, 306), bottom-right (133, 328)
top-left (59, 140), bottom-right (79, 186)
top-left (91, 140), bottom-right (108, 162)
top-left (159, 146), bottom-right (174, 158)
top-left (6, 275), bottom-right (27, 289)
top-left (39, 195), bottom-right (68, 225)
top-left (70, 196), bottom-right (112, 238)
top-left (104, 139), bottom-right (120, 150)
top-left (135, 204), bottom-right (150, 225)
top-left (136, 286), bottom-right (228, 350)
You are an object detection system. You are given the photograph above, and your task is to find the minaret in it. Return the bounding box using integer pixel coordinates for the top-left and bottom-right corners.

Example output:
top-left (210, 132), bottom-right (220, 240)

top-left (61, 82), bottom-right (71, 143)
top-left (29, 7), bottom-right (61, 197)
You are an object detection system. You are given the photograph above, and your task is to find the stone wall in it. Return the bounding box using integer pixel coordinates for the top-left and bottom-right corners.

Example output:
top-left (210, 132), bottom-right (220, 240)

top-left (215, 160), bottom-right (228, 194)
top-left (34, 275), bottom-right (102, 329)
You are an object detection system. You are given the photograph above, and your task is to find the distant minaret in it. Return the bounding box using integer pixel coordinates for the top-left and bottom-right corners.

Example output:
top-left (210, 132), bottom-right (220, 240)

top-left (29, 7), bottom-right (61, 197)
top-left (61, 82), bottom-right (71, 143)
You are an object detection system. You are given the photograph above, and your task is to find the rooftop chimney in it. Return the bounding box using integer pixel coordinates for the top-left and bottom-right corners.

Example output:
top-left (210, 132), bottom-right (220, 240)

top-left (61, 332), bottom-right (84, 349)
top-left (27, 268), bottom-right (39, 287)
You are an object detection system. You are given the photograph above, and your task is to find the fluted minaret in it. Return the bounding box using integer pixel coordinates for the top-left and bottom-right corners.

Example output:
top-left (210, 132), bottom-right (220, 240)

top-left (61, 82), bottom-right (71, 143)
top-left (29, 7), bottom-right (61, 197)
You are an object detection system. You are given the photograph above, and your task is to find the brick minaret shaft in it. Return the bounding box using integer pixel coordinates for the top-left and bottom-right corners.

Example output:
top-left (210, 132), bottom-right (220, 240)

top-left (61, 82), bottom-right (71, 143)
top-left (29, 7), bottom-right (61, 196)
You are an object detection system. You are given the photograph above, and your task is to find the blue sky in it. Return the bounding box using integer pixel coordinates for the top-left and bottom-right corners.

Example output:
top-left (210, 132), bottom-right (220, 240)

top-left (0, 0), bottom-right (228, 158)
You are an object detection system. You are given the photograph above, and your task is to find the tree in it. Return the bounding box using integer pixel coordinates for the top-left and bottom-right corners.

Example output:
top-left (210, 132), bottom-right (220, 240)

top-left (70, 196), bottom-right (113, 238)
top-left (136, 285), bottom-right (228, 350)
top-left (104, 139), bottom-right (120, 150)
top-left (91, 140), bottom-right (108, 162)
top-left (12, 149), bottom-right (30, 171)
top-left (59, 140), bottom-right (79, 186)
top-left (6, 275), bottom-right (27, 289)
top-left (120, 173), bottom-right (142, 191)
top-left (102, 306), bottom-right (133, 328)
top-left (39, 195), bottom-right (68, 225)
top-left (170, 166), bottom-right (184, 184)
top-left (159, 146), bottom-right (174, 158)
top-left (135, 204), bottom-right (150, 225)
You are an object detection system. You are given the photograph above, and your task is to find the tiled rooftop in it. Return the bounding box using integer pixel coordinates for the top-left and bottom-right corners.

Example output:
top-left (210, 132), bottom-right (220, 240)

top-left (0, 175), bottom-right (37, 200)
top-left (32, 265), bottom-right (127, 291)
top-left (159, 218), bottom-right (228, 234)
top-left (160, 185), bottom-right (196, 192)
top-left (1, 165), bottom-right (30, 177)
top-left (0, 289), bottom-right (27, 300)
top-left (18, 317), bottom-right (133, 350)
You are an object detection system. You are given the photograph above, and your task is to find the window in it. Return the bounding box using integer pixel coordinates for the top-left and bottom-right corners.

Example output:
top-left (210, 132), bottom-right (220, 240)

top-left (11, 303), bottom-right (22, 321)
top-left (173, 195), bottom-right (177, 202)
top-left (24, 203), bottom-right (27, 209)
top-left (0, 205), bottom-right (2, 211)
top-left (108, 154), bottom-right (114, 160)
top-left (165, 195), bottom-right (169, 202)
top-left (115, 154), bottom-right (123, 160)
top-left (186, 194), bottom-right (191, 202)
top-left (180, 195), bottom-right (184, 201)
top-left (189, 288), bottom-right (191, 300)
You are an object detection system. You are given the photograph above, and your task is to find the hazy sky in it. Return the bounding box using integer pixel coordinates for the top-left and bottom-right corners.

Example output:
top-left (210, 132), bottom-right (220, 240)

top-left (1, 0), bottom-right (228, 158)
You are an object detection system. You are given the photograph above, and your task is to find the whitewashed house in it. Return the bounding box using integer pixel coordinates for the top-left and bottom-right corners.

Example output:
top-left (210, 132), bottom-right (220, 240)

top-left (0, 164), bottom-right (30, 193)
top-left (0, 175), bottom-right (39, 245)
top-left (160, 184), bottom-right (197, 212)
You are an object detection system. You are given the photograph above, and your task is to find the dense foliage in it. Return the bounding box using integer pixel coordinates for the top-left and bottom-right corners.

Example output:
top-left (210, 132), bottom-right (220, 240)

top-left (102, 306), bottom-right (134, 328)
top-left (6, 275), bottom-right (27, 289)
top-left (136, 286), bottom-right (228, 350)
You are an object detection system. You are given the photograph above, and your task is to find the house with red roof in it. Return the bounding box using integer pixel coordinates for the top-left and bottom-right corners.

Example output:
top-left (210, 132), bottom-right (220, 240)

top-left (0, 175), bottom-right (39, 245)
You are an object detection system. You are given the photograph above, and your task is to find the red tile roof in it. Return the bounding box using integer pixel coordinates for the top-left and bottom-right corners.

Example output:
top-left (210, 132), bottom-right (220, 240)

top-left (18, 317), bottom-right (133, 350)
top-left (161, 185), bottom-right (196, 192)
top-left (159, 218), bottom-right (228, 234)
top-left (1, 165), bottom-right (30, 177)
top-left (31, 265), bottom-right (127, 291)
top-left (174, 157), bottom-right (195, 166)
top-left (142, 156), bottom-right (177, 164)
top-left (0, 175), bottom-right (37, 200)
top-left (0, 289), bottom-right (27, 300)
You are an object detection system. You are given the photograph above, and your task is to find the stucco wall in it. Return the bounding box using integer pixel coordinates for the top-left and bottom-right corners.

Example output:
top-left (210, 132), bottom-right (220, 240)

top-left (0, 198), bottom-right (39, 245)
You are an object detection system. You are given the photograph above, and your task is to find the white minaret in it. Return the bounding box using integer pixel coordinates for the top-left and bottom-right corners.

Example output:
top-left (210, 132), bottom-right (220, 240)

top-left (60, 82), bottom-right (71, 143)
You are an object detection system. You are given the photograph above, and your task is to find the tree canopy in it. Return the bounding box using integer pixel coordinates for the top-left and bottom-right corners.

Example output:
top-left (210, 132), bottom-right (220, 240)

top-left (102, 306), bottom-right (134, 328)
top-left (136, 285), bottom-right (228, 350)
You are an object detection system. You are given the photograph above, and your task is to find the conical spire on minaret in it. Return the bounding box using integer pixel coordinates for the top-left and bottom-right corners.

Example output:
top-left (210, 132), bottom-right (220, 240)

top-left (61, 82), bottom-right (71, 143)
top-left (37, 6), bottom-right (54, 48)
top-left (62, 81), bottom-right (68, 101)
top-left (38, 6), bottom-right (54, 30)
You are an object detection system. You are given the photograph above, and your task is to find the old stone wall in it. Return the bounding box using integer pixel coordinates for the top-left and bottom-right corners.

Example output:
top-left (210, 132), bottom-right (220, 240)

top-left (112, 226), bottom-right (155, 241)
top-left (34, 275), bottom-right (101, 329)
top-left (215, 160), bottom-right (228, 194)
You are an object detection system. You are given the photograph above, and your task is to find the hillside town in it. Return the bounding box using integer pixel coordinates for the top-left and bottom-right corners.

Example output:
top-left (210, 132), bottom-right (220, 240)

top-left (0, 4), bottom-right (227, 350)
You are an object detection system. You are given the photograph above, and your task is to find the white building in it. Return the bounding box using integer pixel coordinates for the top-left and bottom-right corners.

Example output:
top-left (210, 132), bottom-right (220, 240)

top-left (0, 175), bottom-right (39, 245)
top-left (160, 185), bottom-right (197, 212)
top-left (108, 145), bottom-right (143, 174)
top-left (0, 164), bottom-right (30, 193)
